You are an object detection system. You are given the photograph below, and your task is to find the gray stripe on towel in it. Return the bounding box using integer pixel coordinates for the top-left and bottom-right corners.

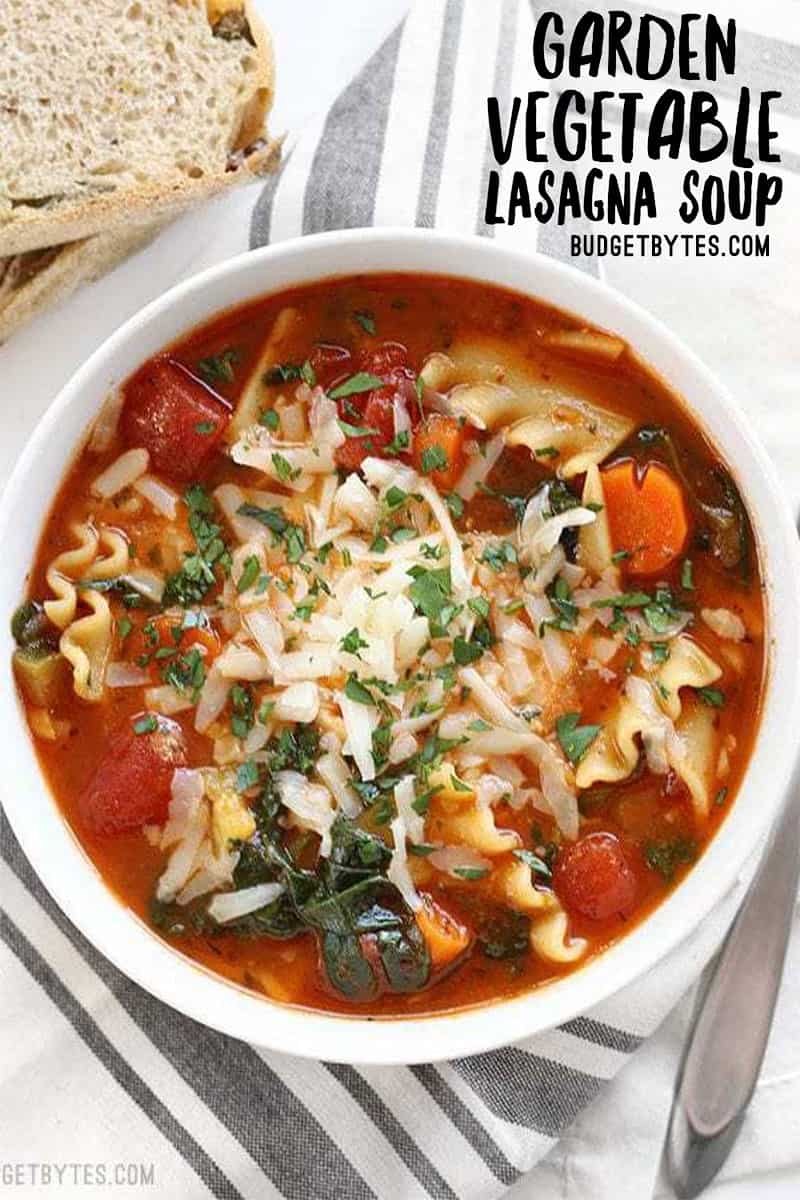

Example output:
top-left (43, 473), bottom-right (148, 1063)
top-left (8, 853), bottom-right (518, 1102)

top-left (453, 1047), bottom-right (603, 1136)
top-left (0, 907), bottom-right (240, 1200)
top-left (302, 26), bottom-right (404, 235)
top-left (560, 1016), bottom-right (643, 1055)
top-left (327, 1063), bottom-right (458, 1200)
top-left (0, 812), bottom-right (374, 1200)
top-left (415, 0), bottom-right (465, 228)
top-left (410, 1063), bottom-right (520, 1186)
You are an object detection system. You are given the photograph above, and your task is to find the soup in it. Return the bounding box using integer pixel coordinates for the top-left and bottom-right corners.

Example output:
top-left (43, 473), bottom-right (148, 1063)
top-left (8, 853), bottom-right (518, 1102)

top-left (12, 275), bottom-right (765, 1015)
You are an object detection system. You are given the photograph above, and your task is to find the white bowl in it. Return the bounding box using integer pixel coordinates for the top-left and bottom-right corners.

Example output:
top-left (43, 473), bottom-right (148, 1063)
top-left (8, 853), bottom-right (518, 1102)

top-left (2, 228), bottom-right (798, 1065)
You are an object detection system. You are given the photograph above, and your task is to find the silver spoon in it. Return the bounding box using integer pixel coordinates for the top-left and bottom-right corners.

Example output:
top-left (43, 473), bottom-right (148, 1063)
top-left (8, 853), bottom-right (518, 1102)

top-left (665, 752), bottom-right (800, 1197)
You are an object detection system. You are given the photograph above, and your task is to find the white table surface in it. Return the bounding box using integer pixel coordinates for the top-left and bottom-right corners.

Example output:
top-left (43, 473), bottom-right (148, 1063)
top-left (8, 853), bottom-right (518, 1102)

top-left (1, 2), bottom-right (797, 1198)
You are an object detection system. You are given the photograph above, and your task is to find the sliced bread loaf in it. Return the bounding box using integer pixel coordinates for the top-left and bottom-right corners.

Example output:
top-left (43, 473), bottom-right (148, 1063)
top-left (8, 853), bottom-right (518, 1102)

top-left (0, 222), bottom-right (164, 342)
top-left (0, 0), bottom-right (279, 257)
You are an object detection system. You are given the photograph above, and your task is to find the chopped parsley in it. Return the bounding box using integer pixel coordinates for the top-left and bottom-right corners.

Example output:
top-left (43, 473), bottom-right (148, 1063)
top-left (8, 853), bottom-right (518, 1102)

top-left (263, 360), bottom-right (316, 388)
top-left (480, 541), bottom-right (517, 573)
top-left (407, 565), bottom-right (452, 630)
top-left (445, 492), bottom-right (464, 519)
top-left (542, 575), bottom-right (578, 633)
top-left (385, 485), bottom-right (408, 510)
top-left (353, 310), bottom-right (376, 335)
top-left (556, 712), bottom-right (601, 764)
top-left (236, 555), bottom-right (260, 594)
top-left (344, 674), bottom-right (375, 706)
top-left (591, 591), bottom-right (652, 610)
top-left (420, 445), bottom-right (448, 475)
top-left (163, 485), bottom-right (231, 606)
top-left (467, 595), bottom-right (490, 620)
top-left (340, 628), bottom-right (369, 657)
top-left (680, 559), bottom-right (694, 590)
top-left (338, 419), bottom-right (380, 439)
top-left (196, 347), bottom-right (239, 386)
top-left (591, 585), bottom-right (688, 636)
top-left (384, 430), bottom-right (410, 456)
top-left (545, 479), bottom-right (581, 516)
top-left (162, 647), bottom-right (206, 702)
top-left (293, 599), bottom-right (316, 622)
top-left (259, 408), bottom-right (280, 430)
top-left (236, 504), bottom-right (306, 564)
top-left (697, 686), bottom-right (725, 708)
top-left (644, 837), bottom-right (698, 882)
top-left (133, 714), bottom-right (158, 735)
top-left (453, 636), bottom-right (483, 665)
top-left (535, 445), bottom-right (559, 459)
top-left (230, 684), bottom-right (255, 739)
top-left (329, 372), bottom-right (383, 400)
top-left (513, 848), bottom-right (553, 881)
top-left (195, 420), bottom-right (216, 435)
top-left (272, 452), bottom-right (301, 483)
top-left (236, 760), bottom-right (260, 792)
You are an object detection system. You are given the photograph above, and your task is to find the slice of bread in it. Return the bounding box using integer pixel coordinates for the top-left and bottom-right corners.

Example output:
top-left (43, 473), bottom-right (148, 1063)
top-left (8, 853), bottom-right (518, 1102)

top-left (0, 0), bottom-right (280, 257)
top-left (0, 222), bottom-right (164, 343)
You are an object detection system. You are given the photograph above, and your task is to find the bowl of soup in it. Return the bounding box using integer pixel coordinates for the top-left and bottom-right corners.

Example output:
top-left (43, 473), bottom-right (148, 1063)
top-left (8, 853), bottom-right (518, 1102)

top-left (2, 228), bottom-right (798, 1063)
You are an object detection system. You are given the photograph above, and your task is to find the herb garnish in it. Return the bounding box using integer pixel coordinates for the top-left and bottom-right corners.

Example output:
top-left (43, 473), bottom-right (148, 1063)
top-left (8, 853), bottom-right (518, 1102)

top-left (272, 452), bottom-right (301, 483)
top-left (421, 445), bottom-right (448, 475)
top-left (197, 347), bottom-right (239, 386)
top-left (236, 504), bottom-right (306, 564)
top-left (329, 372), bottom-right (384, 400)
top-left (644, 837), bottom-right (698, 881)
top-left (163, 485), bottom-right (231, 606)
top-left (340, 628), bottom-right (369, 658)
top-left (133, 714), bottom-right (158, 735)
top-left (353, 310), bottom-right (376, 335)
top-left (555, 712), bottom-right (601, 764)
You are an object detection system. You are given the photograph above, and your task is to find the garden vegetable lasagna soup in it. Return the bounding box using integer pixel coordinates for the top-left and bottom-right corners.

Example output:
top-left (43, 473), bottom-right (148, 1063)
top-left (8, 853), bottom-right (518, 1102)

top-left (13, 275), bottom-right (765, 1015)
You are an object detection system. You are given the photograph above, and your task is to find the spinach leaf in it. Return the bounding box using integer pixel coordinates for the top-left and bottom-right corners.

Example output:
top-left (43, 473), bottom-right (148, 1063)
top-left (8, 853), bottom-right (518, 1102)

top-left (377, 923), bottom-right (431, 993)
top-left (321, 931), bottom-right (378, 1000)
top-left (477, 909), bottom-right (530, 961)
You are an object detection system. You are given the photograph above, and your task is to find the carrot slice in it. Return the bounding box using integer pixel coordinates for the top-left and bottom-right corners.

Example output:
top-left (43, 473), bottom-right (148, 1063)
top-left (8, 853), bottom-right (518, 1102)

top-left (601, 459), bottom-right (689, 576)
top-left (416, 895), bottom-right (472, 968)
top-left (412, 414), bottom-right (466, 491)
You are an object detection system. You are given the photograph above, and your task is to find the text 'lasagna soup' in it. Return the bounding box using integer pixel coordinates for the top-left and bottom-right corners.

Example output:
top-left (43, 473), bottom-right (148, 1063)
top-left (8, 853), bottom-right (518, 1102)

top-left (12, 275), bottom-right (765, 1015)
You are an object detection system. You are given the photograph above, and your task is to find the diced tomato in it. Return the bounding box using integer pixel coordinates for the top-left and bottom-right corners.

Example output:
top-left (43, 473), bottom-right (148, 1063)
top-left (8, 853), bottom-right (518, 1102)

top-left (78, 714), bottom-right (187, 835)
top-left (553, 832), bottom-right (639, 921)
top-left (126, 614), bottom-right (220, 677)
top-left (310, 343), bottom-right (353, 389)
top-left (335, 357), bottom-right (418, 471)
top-left (122, 356), bottom-right (232, 481)
top-left (359, 341), bottom-right (409, 376)
top-left (412, 413), bottom-right (466, 491)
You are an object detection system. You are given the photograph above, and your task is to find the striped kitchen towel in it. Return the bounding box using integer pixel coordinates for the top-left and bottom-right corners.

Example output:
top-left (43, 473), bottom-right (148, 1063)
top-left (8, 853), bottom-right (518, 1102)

top-left (2, 2), bottom-right (798, 1198)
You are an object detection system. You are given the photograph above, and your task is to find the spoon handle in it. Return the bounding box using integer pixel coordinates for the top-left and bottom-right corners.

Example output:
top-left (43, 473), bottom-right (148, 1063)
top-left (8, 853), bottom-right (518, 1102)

top-left (666, 765), bottom-right (800, 1198)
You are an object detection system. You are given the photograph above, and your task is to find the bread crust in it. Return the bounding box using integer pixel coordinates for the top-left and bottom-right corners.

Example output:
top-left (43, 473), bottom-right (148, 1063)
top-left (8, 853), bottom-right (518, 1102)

top-left (0, 0), bottom-right (280, 258)
top-left (0, 222), bottom-right (165, 342)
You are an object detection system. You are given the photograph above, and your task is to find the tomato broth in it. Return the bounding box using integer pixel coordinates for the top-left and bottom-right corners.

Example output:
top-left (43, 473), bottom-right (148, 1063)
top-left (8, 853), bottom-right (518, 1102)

top-left (13, 274), bottom-right (765, 1016)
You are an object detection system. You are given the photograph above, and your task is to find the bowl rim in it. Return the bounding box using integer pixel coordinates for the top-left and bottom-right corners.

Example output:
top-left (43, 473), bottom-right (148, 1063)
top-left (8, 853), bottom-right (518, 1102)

top-left (2, 225), bottom-right (799, 1065)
